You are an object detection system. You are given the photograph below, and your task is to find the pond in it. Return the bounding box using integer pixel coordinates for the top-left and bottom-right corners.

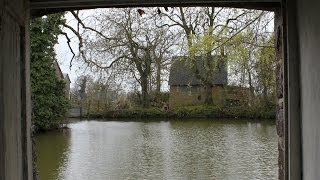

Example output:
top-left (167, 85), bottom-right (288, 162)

top-left (35, 119), bottom-right (278, 179)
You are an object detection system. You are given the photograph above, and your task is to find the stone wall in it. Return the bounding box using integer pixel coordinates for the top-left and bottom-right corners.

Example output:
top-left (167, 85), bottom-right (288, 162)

top-left (275, 9), bottom-right (286, 180)
top-left (169, 85), bottom-right (248, 108)
top-left (169, 86), bottom-right (204, 107)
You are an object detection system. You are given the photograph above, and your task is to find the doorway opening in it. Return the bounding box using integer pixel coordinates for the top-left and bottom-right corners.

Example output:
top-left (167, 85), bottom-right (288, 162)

top-left (30, 6), bottom-right (285, 180)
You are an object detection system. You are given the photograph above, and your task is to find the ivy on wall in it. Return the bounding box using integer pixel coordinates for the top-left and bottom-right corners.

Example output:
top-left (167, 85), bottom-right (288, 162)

top-left (30, 13), bottom-right (69, 131)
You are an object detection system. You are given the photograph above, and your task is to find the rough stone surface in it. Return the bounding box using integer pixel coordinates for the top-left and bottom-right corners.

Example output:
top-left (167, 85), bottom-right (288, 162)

top-left (275, 9), bottom-right (286, 180)
top-left (276, 108), bottom-right (284, 137)
top-left (169, 85), bottom-right (248, 107)
top-left (276, 61), bottom-right (284, 99)
top-left (278, 138), bottom-right (285, 180)
top-left (277, 100), bottom-right (285, 180)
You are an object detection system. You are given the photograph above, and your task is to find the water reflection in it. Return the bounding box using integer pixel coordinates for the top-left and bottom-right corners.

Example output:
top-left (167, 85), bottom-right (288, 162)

top-left (35, 130), bottom-right (70, 180)
top-left (36, 119), bottom-right (278, 180)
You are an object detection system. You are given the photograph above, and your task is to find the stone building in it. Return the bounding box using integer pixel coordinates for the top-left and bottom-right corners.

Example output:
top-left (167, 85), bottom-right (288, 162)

top-left (168, 56), bottom-right (248, 107)
top-left (63, 73), bottom-right (71, 99)
top-left (54, 60), bottom-right (71, 99)
top-left (54, 60), bottom-right (64, 80)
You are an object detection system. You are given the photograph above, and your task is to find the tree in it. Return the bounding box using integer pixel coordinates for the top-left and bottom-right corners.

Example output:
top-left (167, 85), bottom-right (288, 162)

top-left (227, 13), bottom-right (275, 107)
top-left (228, 30), bottom-right (258, 102)
top-left (156, 7), bottom-right (267, 104)
top-left (63, 9), bottom-right (177, 107)
top-left (61, 7), bottom-right (275, 108)
top-left (71, 75), bottom-right (121, 114)
top-left (30, 14), bottom-right (69, 131)
top-left (255, 35), bottom-right (276, 106)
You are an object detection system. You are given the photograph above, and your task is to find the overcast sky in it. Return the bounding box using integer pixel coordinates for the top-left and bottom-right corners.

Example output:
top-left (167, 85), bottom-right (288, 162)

top-left (55, 12), bottom-right (82, 88)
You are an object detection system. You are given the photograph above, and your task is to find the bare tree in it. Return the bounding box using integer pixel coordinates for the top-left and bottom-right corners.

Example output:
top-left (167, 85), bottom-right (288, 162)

top-left (63, 8), bottom-right (177, 107)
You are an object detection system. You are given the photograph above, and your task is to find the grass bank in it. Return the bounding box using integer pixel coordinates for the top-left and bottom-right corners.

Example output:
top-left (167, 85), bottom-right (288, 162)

top-left (86, 105), bottom-right (275, 120)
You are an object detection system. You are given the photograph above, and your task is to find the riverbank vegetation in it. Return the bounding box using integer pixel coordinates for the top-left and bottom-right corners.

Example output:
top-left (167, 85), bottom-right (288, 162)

top-left (87, 104), bottom-right (275, 120)
top-left (30, 14), bottom-right (69, 131)
top-left (70, 82), bottom-right (275, 119)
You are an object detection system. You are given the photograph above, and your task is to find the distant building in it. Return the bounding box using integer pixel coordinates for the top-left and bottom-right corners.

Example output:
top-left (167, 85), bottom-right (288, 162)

top-left (168, 56), bottom-right (248, 107)
top-left (54, 60), bottom-right (64, 80)
top-left (63, 73), bottom-right (71, 99)
top-left (53, 60), bottom-right (71, 99)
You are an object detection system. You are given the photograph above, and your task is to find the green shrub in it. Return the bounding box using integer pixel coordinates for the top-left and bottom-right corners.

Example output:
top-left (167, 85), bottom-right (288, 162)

top-left (88, 103), bottom-right (275, 120)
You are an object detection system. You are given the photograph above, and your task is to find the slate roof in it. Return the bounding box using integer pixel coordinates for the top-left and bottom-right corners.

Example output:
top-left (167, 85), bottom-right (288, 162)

top-left (169, 56), bottom-right (228, 86)
top-left (54, 60), bottom-right (64, 80)
top-left (63, 73), bottom-right (71, 83)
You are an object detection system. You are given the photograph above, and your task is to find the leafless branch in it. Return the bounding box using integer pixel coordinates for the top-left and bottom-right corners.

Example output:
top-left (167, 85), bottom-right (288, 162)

top-left (211, 12), bottom-right (265, 54)
top-left (61, 32), bottom-right (76, 69)
top-left (241, 40), bottom-right (274, 48)
top-left (70, 11), bottom-right (114, 41)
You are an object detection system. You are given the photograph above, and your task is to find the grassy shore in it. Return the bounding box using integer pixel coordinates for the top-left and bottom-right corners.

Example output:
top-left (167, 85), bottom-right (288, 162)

top-left (85, 105), bottom-right (275, 120)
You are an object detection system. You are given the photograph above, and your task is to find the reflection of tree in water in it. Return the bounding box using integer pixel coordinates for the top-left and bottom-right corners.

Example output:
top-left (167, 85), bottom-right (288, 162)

top-left (168, 119), bottom-right (228, 179)
top-left (35, 130), bottom-right (71, 180)
top-left (140, 124), bottom-right (154, 173)
top-left (258, 120), bottom-right (276, 138)
top-left (168, 119), bottom-right (277, 179)
top-left (128, 122), bottom-right (167, 179)
top-left (245, 120), bottom-right (278, 179)
top-left (218, 120), bottom-right (277, 179)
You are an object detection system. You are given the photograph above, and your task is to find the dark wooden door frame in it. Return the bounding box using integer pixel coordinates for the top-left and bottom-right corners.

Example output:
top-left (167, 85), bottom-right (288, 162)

top-left (30, 0), bottom-right (280, 16)
top-left (283, 0), bottom-right (302, 179)
top-left (28, 1), bottom-right (302, 179)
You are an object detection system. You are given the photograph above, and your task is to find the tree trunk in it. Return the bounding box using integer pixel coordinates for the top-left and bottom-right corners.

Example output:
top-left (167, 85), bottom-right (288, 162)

top-left (87, 100), bottom-right (91, 116)
top-left (156, 60), bottom-right (161, 93)
top-left (204, 83), bottom-right (213, 105)
top-left (97, 100), bottom-right (100, 113)
top-left (141, 75), bottom-right (149, 107)
top-left (248, 70), bottom-right (254, 105)
top-left (262, 81), bottom-right (268, 107)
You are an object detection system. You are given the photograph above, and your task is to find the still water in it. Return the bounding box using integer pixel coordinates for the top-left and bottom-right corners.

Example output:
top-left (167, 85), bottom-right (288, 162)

top-left (35, 119), bottom-right (278, 180)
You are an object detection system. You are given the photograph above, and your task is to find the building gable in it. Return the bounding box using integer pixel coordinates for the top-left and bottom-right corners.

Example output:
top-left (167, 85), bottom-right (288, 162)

top-left (169, 56), bottom-right (228, 86)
